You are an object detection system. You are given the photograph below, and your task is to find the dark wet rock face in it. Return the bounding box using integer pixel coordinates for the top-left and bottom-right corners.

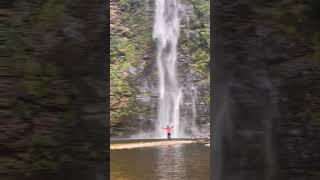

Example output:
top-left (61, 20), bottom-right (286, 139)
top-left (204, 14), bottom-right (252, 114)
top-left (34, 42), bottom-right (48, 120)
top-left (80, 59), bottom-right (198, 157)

top-left (0, 0), bottom-right (15, 9)
top-left (213, 1), bottom-right (320, 180)
top-left (1, 0), bottom-right (107, 179)
top-left (276, 61), bottom-right (320, 179)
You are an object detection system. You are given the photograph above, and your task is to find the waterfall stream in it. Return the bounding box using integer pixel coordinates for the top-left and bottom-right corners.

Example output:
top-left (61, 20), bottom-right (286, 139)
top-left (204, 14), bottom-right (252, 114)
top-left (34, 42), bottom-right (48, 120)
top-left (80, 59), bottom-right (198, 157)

top-left (153, 0), bottom-right (182, 138)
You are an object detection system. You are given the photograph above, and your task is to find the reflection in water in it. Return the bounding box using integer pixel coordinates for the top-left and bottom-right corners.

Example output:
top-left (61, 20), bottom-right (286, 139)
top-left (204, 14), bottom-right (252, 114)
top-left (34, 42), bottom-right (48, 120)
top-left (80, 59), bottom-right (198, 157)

top-left (110, 143), bottom-right (210, 180)
top-left (156, 145), bottom-right (186, 180)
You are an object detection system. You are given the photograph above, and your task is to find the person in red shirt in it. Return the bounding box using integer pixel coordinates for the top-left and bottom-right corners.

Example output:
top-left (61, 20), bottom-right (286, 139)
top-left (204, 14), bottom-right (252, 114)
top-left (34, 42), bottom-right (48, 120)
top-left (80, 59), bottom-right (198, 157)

top-left (162, 125), bottom-right (174, 140)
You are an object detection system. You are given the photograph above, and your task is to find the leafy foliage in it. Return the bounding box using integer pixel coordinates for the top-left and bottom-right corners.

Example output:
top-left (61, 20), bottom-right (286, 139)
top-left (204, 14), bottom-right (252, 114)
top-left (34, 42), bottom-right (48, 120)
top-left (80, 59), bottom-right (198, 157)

top-left (185, 0), bottom-right (210, 77)
top-left (191, 49), bottom-right (210, 77)
top-left (110, 0), bottom-right (152, 127)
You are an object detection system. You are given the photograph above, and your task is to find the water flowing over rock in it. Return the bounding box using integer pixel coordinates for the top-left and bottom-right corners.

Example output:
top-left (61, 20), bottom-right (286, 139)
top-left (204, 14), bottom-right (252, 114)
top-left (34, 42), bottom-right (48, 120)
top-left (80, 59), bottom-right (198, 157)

top-left (151, 0), bottom-right (207, 138)
top-left (153, 0), bottom-right (183, 137)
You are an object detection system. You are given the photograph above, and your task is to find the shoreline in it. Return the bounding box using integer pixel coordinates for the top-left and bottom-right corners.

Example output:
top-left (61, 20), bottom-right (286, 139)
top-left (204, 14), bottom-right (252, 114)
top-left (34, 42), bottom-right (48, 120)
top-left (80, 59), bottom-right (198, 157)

top-left (110, 139), bottom-right (208, 150)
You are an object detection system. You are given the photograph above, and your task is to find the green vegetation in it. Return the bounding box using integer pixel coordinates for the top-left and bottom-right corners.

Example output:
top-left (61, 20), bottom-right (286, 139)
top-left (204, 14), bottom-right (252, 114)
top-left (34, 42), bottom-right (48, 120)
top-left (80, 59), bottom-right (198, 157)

top-left (110, 0), bottom-right (153, 129)
top-left (184, 0), bottom-right (210, 78)
top-left (191, 49), bottom-right (210, 77)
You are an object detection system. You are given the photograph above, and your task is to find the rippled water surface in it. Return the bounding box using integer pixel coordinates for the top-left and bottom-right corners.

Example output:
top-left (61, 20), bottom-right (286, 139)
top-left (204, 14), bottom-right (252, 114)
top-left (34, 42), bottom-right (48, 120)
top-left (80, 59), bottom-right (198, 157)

top-left (110, 142), bottom-right (210, 180)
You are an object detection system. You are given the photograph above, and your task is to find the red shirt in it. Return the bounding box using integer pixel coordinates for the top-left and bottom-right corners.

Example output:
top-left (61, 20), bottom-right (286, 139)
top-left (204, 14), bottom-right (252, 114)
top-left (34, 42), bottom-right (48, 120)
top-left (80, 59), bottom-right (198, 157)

top-left (164, 127), bottom-right (173, 133)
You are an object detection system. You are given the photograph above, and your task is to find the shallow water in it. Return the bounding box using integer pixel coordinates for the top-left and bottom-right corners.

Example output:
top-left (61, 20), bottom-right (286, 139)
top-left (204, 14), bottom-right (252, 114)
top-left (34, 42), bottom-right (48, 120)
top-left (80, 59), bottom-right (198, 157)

top-left (110, 142), bottom-right (210, 180)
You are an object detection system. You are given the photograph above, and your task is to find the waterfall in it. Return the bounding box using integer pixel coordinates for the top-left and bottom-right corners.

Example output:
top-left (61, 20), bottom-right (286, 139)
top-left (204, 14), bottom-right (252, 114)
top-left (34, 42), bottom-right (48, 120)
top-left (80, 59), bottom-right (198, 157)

top-left (153, 0), bottom-right (182, 138)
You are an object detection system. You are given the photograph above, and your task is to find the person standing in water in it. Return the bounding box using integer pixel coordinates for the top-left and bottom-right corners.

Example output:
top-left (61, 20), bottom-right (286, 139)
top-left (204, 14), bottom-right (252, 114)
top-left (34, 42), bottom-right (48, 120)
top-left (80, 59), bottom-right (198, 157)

top-left (162, 125), bottom-right (174, 140)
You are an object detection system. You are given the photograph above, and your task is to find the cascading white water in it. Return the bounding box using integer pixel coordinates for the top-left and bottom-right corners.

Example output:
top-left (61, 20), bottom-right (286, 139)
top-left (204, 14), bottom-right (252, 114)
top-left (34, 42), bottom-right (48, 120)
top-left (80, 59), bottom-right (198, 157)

top-left (153, 0), bottom-right (182, 138)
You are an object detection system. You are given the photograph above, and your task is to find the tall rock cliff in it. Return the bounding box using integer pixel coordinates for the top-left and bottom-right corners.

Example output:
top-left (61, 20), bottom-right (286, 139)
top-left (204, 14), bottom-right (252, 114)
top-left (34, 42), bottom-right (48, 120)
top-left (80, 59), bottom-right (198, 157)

top-left (213, 0), bottom-right (320, 180)
top-left (1, 0), bottom-right (107, 179)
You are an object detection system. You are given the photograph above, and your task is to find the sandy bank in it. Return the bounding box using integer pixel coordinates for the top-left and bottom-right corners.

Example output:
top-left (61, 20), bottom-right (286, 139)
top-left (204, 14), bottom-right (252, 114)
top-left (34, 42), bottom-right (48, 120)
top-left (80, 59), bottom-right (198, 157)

top-left (110, 140), bottom-right (199, 150)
